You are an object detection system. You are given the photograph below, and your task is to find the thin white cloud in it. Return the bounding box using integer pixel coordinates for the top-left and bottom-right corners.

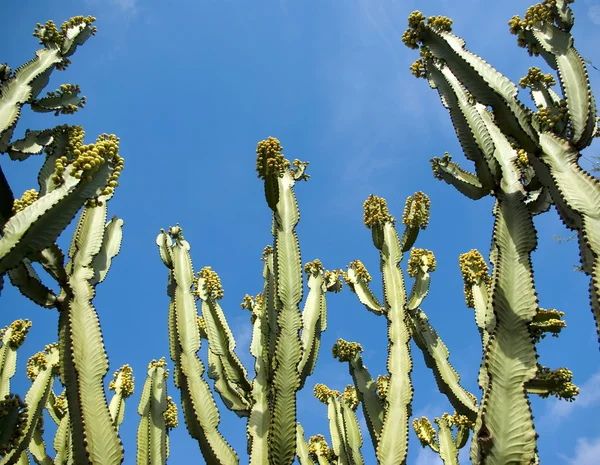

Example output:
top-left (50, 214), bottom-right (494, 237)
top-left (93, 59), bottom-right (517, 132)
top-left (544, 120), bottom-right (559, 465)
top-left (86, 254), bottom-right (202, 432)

top-left (415, 447), bottom-right (443, 465)
top-left (562, 436), bottom-right (600, 465)
top-left (112, 0), bottom-right (136, 13)
top-left (546, 369), bottom-right (600, 419)
top-left (588, 6), bottom-right (600, 25)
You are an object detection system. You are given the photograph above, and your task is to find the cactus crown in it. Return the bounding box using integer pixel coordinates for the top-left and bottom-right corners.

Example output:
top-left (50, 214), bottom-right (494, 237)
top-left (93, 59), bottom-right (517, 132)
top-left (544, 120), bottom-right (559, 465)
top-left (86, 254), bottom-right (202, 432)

top-left (458, 249), bottom-right (492, 308)
top-left (536, 365), bottom-right (579, 401)
top-left (519, 66), bottom-right (556, 89)
top-left (407, 248), bottom-right (437, 277)
top-left (332, 338), bottom-right (363, 362)
top-left (346, 260), bottom-right (372, 283)
top-left (402, 11), bottom-right (452, 50)
top-left (0, 319), bottom-right (32, 348)
top-left (308, 434), bottom-right (333, 459)
top-left (403, 191), bottom-right (431, 230)
top-left (240, 294), bottom-right (254, 310)
top-left (54, 390), bottom-right (68, 416)
top-left (313, 384), bottom-right (340, 404)
top-left (148, 357), bottom-right (168, 370)
top-left (26, 344), bottom-right (57, 381)
top-left (261, 245), bottom-right (273, 260)
top-left (376, 374), bottom-right (390, 401)
top-left (108, 364), bottom-right (134, 398)
top-left (342, 385), bottom-right (359, 411)
top-left (363, 194), bottom-right (395, 228)
top-left (413, 416), bottom-right (437, 446)
top-left (164, 396), bottom-right (178, 429)
top-left (255, 136), bottom-right (290, 179)
top-left (304, 259), bottom-right (324, 275)
top-left (12, 189), bottom-right (39, 213)
top-left (196, 266), bottom-right (224, 300)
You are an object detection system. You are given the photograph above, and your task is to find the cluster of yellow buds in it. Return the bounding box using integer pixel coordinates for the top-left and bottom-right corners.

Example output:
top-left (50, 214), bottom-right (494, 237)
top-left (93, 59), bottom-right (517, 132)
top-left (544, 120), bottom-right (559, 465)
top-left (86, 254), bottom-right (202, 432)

top-left (458, 249), bottom-right (491, 308)
top-left (33, 20), bottom-right (62, 46)
top-left (376, 374), bottom-right (390, 401)
top-left (332, 338), bottom-right (363, 362)
top-left (342, 385), bottom-right (359, 411)
top-left (345, 260), bottom-right (372, 284)
top-left (519, 67), bottom-right (556, 89)
top-left (54, 390), bottom-right (68, 416)
top-left (323, 269), bottom-right (344, 293)
top-left (516, 149), bottom-right (530, 170)
top-left (536, 101), bottom-right (569, 132)
top-left (304, 259), bottom-right (324, 275)
top-left (410, 59), bottom-right (427, 79)
top-left (0, 319), bottom-right (32, 348)
top-left (240, 294), bottom-right (254, 310)
top-left (148, 357), bottom-right (168, 370)
top-left (413, 416), bottom-right (437, 447)
top-left (255, 136), bottom-right (290, 179)
top-left (401, 11), bottom-right (427, 50)
top-left (403, 191), bottom-right (431, 230)
top-left (44, 84), bottom-right (86, 115)
top-left (530, 307), bottom-right (566, 342)
top-left (0, 394), bottom-right (28, 456)
top-left (108, 364), bottom-right (135, 398)
top-left (168, 224), bottom-right (184, 241)
top-left (431, 152), bottom-right (453, 180)
top-left (197, 266), bottom-right (224, 300)
top-left (313, 384), bottom-right (339, 404)
top-left (445, 411), bottom-right (475, 429)
top-left (535, 364), bottom-right (579, 401)
top-left (26, 351), bottom-right (48, 381)
top-left (164, 396), bottom-right (178, 429)
top-left (71, 134), bottom-right (122, 186)
top-left (12, 189), bottom-right (39, 213)
top-left (407, 248), bottom-right (437, 277)
top-left (363, 194), bottom-right (395, 229)
top-left (427, 15), bottom-right (453, 32)
top-left (59, 15), bottom-right (97, 34)
top-left (261, 245), bottom-right (273, 261)
top-left (308, 435), bottom-right (334, 461)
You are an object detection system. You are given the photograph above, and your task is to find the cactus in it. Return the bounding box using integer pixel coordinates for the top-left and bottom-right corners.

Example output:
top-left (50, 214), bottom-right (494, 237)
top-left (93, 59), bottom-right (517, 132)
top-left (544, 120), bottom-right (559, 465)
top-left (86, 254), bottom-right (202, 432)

top-left (156, 137), bottom-right (342, 465)
top-left (402, 0), bottom-right (600, 350)
top-left (401, 3), bottom-right (592, 463)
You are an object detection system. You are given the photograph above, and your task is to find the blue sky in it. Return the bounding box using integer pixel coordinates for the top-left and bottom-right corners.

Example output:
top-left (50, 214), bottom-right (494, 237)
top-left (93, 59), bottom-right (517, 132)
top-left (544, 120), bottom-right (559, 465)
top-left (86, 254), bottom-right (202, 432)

top-left (2, 0), bottom-right (600, 463)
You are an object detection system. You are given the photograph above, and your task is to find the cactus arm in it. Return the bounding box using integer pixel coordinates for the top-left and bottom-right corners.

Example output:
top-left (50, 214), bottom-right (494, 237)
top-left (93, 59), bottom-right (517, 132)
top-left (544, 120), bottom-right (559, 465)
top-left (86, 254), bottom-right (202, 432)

top-left (524, 365), bottom-right (578, 401)
top-left (196, 273), bottom-right (252, 401)
top-left (408, 19), bottom-right (538, 152)
top-left (406, 249), bottom-right (435, 312)
top-left (256, 140), bottom-right (306, 465)
top-left (400, 192), bottom-right (431, 252)
top-left (7, 260), bottom-right (57, 308)
top-left (525, 17), bottom-right (597, 147)
top-left (0, 162), bottom-right (13, 229)
top-left (136, 362), bottom-right (168, 465)
top-left (53, 414), bottom-right (72, 465)
top-left (297, 261), bottom-right (326, 386)
top-left (469, 108), bottom-right (539, 465)
top-left (29, 85), bottom-right (85, 116)
top-left (28, 424), bottom-right (53, 465)
top-left (307, 436), bottom-right (333, 465)
top-left (5, 129), bottom-right (54, 161)
top-left (0, 48), bottom-right (62, 140)
top-left (333, 343), bottom-right (383, 449)
top-left (158, 226), bottom-right (238, 464)
top-left (32, 244), bottom-right (67, 286)
top-left (0, 18), bottom-right (95, 143)
top-left (435, 416), bottom-right (459, 465)
top-left (0, 345), bottom-right (58, 465)
top-left (0, 152), bottom-right (115, 274)
top-left (0, 394), bottom-right (28, 458)
top-left (318, 390), bottom-right (349, 465)
top-left (89, 217), bottom-right (124, 286)
top-left (430, 154), bottom-right (489, 200)
top-left (535, 133), bottom-right (600, 345)
top-left (375, 221), bottom-right (413, 465)
top-left (296, 423), bottom-right (312, 465)
top-left (413, 416), bottom-right (439, 453)
top-left (343, 263), bottom-right (384, 315)
top-left (108, 365), bottom-right (134, 430)
top-left (425, 62), bottom-right (499, 189)
top-left (339, 388), bottom-right (364, 465)
top-left (245, 293), bottom-right (271, 464)
top-left (205, 342), bottom-right (252, 415)
top-left (0, 320), bottom-right (32, 397)
top-left (57, 203), bottom-right (124, 465)
top-left (407, 309), bottom-right (478, 421)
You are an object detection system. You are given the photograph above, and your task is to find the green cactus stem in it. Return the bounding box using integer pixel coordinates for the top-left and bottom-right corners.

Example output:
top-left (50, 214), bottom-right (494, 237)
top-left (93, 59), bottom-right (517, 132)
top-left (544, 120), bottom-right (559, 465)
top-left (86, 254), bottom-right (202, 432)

top-left (108, 364), bottom-right (134, 430)
top-left (157, 225), bottom-right (238, 464)
top-left (0, 320), bottom-right (32, 397)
